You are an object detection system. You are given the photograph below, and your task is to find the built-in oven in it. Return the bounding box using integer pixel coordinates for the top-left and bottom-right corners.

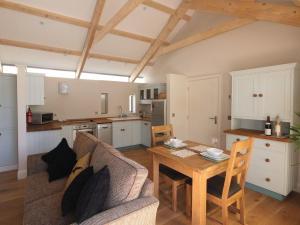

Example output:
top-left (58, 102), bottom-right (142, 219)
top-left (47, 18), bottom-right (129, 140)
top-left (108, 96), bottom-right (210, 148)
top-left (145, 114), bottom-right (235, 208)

top-left (72, 123), bottom-right (97, 141)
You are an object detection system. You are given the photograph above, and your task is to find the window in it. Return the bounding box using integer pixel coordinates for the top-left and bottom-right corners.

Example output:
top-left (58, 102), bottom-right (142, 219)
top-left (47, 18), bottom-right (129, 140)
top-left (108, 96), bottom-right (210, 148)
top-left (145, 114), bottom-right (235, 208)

top-left (1, 64), bottom-right (145, 83)
top-left (27, 67), bottom-right (75, 79)
top-left (129, 94), bottom-right (136, 113)
top-left (100, 93), bottom-right (108, 114)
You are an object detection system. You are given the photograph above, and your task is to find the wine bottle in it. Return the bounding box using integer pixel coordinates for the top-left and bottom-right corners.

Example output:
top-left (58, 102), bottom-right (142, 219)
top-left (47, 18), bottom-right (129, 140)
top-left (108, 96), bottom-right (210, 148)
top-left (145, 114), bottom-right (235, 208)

top-left (265, 116), bottom-right (272, 136)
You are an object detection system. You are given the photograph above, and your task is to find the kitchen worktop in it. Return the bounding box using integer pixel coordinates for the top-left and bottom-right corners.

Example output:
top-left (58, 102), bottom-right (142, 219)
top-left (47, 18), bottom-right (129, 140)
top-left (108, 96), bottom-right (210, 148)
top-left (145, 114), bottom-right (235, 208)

top-left (224, 129), bottom-right (291, 143)
top-left (27, 116), bottom-right (151, 132)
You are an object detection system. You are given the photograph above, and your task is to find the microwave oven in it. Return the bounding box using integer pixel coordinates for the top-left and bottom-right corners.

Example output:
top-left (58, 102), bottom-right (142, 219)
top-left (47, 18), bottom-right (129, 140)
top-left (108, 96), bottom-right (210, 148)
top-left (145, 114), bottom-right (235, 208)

top-left (32, 112), bottom-right (54, 124)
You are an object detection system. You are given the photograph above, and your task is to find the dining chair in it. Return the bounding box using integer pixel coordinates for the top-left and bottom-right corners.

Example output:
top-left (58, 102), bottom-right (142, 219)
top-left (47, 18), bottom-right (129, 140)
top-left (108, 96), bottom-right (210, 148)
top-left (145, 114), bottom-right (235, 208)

top-left (185, 138), bottom-right (254, 225)
top-left (151, 124), bottom-right (188, 212)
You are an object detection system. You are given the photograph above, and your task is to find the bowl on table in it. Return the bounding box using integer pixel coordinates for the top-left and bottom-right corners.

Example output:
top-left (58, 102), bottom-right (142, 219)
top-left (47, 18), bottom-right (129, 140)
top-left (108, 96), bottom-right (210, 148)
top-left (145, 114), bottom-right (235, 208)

top-left (206, 148), bottom-right (223, 158)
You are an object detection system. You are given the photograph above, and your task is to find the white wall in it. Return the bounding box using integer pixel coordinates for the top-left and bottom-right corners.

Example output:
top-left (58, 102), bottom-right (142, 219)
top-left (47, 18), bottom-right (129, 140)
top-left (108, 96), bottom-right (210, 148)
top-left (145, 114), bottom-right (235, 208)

top-left (32, 77), bottom-right (140, 120)
top-left (147, 12), bottom-right (300, 147)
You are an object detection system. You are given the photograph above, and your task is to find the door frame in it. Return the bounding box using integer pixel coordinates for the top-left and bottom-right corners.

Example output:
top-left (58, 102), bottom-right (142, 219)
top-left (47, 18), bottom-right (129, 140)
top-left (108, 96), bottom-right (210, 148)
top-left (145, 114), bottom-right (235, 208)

top-left (187, 74), bottom-right (223, 147)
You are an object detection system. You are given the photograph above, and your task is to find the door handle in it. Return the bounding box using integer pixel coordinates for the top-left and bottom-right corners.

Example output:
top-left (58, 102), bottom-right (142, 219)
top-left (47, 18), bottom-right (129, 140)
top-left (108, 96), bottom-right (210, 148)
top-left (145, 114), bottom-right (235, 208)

top-left (209, 116), bottom-right (217, 124)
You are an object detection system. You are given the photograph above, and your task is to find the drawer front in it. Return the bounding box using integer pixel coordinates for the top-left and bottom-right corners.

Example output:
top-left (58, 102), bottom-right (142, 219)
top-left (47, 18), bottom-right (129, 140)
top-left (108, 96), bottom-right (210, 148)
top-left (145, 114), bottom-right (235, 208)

top-left (249, 147), bottom-right (285, 173)
top-left (247, 166), bottom-right (285, 195)
top-left (253, 139), bottom-right (286, 152)
top-left (226, 134), bottom-right (248, 150)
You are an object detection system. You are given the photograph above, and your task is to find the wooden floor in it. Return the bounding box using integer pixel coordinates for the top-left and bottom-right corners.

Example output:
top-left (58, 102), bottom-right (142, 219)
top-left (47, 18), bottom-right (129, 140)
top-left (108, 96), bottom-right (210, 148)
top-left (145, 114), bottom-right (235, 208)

top-left (0, 148), bottom-right (300, 225)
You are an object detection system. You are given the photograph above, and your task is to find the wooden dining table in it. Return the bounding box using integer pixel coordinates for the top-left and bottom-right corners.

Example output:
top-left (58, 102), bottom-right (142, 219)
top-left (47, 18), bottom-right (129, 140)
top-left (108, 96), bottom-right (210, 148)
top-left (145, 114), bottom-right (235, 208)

top-left (149, 141), bottom-right (229, 225)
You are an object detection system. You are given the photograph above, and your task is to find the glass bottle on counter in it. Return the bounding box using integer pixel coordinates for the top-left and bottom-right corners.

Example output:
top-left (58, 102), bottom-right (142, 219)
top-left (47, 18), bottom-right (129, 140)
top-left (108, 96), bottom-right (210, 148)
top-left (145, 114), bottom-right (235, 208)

top-left (265, 116), bottom-right (272, 136)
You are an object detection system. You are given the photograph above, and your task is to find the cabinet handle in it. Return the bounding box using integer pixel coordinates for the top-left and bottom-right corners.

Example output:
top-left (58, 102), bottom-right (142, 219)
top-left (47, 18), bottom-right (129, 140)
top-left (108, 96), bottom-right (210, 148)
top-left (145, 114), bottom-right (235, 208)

top-left (253, 94), bottom-right (257, 97)
top-left (0, 132), bottom-right (2, 136)
top-left (236, 138), bottom-right (240, 142)
top-left (0, 104), bottom-right (2, 107)
top-left (265, 178), bottom-right (271, 182)
top-left (120, 129), bottom-right (125, 131)
top-left (265, 158), bottom-right (270, 163)
top-left (259, 93), bottom-right (263, 97)
top-left (265, 143), bottom-right (270, 147)
top-left (144, 123), bottom-right (148, 126)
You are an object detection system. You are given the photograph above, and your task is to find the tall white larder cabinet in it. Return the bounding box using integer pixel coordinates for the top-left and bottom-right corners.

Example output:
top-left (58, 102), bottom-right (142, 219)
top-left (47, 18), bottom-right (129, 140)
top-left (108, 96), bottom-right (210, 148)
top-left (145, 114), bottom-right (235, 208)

top-left (0, 74), bottom-right (18, 171)
top-left (228, 63), bottom-right (300, 199)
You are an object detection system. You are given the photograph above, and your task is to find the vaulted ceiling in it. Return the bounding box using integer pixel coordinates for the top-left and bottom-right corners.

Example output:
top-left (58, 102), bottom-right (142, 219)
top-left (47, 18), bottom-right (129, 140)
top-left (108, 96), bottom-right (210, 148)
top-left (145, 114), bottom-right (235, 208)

top-left (0, 0), bottom-right (299, 82)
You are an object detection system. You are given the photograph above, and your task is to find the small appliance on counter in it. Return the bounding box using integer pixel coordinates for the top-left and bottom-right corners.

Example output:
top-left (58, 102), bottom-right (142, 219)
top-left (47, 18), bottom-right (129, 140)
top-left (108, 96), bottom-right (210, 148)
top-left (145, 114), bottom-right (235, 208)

top-left (31, 112), bottom-right (54, 124)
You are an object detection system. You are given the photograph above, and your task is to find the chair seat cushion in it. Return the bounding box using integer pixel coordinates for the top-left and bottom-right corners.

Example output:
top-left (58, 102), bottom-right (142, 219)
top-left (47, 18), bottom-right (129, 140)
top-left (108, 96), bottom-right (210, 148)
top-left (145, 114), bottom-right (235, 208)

top-left (185, 175), bottom-right (241, 198)
top-left (159, 165), bottom-right (186, 181)
top-left (207, 175), bottom-right (241, 198)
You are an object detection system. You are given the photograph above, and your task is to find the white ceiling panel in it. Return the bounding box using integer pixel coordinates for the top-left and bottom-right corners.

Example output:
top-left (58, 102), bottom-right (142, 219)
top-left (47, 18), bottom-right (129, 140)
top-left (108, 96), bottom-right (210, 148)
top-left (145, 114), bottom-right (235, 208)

top-left (0, 9), bottom-right (87, 50)
top-left (10, 0), bottom-right (96, 21)
top-left (116, 5), bottom-right (170, 38)
top-left (91, 34), bottom-right (150, 60)
top-left (100, 0), bottom-right (128, 25)
top-left (0, 45), bottom-right (78, 70)
top-left (167, 20), bottom-right (187, 42)
top-left (84, 58), bottom-right (136, 76)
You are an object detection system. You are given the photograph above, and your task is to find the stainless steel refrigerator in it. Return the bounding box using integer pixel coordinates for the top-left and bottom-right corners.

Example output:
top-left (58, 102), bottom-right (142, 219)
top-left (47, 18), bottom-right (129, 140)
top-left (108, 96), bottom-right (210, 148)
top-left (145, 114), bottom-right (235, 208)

top-left (151, 100), bottom-right (167, 126)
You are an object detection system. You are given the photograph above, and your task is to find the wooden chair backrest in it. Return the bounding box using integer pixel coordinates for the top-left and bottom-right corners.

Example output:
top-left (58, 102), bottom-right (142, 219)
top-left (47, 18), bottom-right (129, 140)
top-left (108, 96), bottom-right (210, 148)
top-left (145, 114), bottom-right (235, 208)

top-left (222, 138), bottom-right (254, 199)
top-left (151, 125), bottom-right (174, 147)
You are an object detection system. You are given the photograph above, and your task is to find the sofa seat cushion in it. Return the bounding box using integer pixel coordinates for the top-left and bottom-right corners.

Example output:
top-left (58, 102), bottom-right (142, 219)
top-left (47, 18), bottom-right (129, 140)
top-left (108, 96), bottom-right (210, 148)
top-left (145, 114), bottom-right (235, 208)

top-left (25, 171), bottom-right (66, 204)
top-left (73, 132), bottom-right (98, 159)
top-left (90, 142), bottom-right (148, 209)
top-left (24, 192), bottom-right (75, 225)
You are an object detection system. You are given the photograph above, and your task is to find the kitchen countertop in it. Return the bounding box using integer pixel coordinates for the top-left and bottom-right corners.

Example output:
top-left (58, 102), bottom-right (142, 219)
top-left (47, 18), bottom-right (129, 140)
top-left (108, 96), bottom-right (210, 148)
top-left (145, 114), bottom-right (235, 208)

top-left (27, 116), bottom-right (151, 132)
top-left (224, 129), bottom-right (291, 143)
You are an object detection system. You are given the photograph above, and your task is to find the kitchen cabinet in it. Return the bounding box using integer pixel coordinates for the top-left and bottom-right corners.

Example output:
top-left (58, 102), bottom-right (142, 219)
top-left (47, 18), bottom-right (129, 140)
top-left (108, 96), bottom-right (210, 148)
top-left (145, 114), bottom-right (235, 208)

top-left (112, 121), bottom-right (133, 148)
top-left (27, 73), bottom-right (45, 105)
top-left (131, 121), bottom-right (142, 146)
top-left (27, 126), bottom-right (74, 155)
top-left (231, 63), bottom-right (297, 122)
top-left (141, 121), bottom-right (151, 147)
top-left (27, 130), bottom-right (62, 155)
top-left (112, 120), bottom-right (151, 148)
top-left (226, 134), bottom-right (297, 197)
top-left (0, 75), bottom-right (18, 171)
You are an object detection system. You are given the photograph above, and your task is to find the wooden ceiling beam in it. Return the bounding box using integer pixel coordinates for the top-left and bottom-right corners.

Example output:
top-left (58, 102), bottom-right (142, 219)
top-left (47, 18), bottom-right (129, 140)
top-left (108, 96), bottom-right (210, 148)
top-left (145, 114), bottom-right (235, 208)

top-left (93, 0), bottom-right (145, 44)
top-left (0, 38), bottom-right (142, 64)
top-left (191, 0), bottom-right (300, 27)
top-left (154, 18), bottom-right (253, 58)
top-left (129, 0), bottom-right (192, 82)
top-left (143, 0), bottom-right (192, 21)
top-left (0, 0), bottom-right (165, 44)
top-left (76, 0), bottom-right (105, 79)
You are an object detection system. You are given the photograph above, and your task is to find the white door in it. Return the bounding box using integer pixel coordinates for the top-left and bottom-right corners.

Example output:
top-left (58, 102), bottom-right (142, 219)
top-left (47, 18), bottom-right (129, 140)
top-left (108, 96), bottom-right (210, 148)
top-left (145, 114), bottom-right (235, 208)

top-left (0, 75), bottom-right (18, 169)
top-left (232, 74), bottom-right (257, 119)
top-left (257, 70), bottom-right (292, 122)
top-left (187, 76), bottom-right (221, 146)
top-left (167, 74), bottom-right (188, 140)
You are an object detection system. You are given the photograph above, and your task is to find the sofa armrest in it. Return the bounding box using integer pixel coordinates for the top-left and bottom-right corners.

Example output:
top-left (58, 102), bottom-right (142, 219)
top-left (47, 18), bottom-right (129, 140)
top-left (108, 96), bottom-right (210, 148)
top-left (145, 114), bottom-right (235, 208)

top-left (27, 153), bottom-right (47, 176)
top-left (76, 196), bottom-right (159, 225)
top-left (139, 178), bottom-right (154, 197)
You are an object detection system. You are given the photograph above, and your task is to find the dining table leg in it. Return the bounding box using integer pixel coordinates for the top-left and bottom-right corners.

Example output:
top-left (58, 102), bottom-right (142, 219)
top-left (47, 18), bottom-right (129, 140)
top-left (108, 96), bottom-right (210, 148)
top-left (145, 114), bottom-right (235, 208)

top-left (192, 170), bottom-right (207, 225)
top-left (153, 154), bottom-right (159, 199)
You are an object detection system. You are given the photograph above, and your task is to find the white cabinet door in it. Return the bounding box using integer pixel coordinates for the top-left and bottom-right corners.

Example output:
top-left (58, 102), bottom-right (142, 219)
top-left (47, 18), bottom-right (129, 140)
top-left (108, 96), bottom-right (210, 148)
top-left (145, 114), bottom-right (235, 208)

top-left (61, 126), bottom-right (74, 147)
top-left (27, 74), bottom-right (45, 105)
top-left (0, 75), bottom-right (17, 169)
top-left (141, 121), bottom-right (151, 147)
top-left (112, 122), bottom-right (132, 148)
top-left (131, 121), bottom-right (142, 146)
top-left (27, 130), bottom-right (62, 155)
top-left (257, 70), bottom-right (292, 122)
top-left (232, 74), bottom-right (257, 119)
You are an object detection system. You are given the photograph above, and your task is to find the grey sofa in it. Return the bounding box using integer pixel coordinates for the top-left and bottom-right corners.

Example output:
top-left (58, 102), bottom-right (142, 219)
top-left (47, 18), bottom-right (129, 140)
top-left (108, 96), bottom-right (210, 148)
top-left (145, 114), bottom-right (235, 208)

top-left (24, 132), bottom-right (159, 225)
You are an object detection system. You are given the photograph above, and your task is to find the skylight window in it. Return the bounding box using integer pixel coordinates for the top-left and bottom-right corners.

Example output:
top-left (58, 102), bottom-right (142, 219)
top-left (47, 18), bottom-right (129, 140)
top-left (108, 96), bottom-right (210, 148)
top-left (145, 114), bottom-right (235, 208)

top-left (27, 67), bottom-right (75, 79)
top-left (1, 64), bottom-right (145, 83)
top-left (81, 72), bottom-right (130, 82)
top-left (2, 65), bottom-right (17, 74)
